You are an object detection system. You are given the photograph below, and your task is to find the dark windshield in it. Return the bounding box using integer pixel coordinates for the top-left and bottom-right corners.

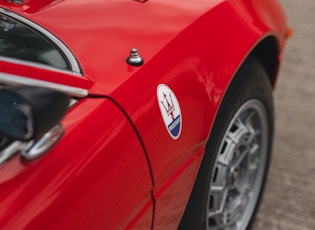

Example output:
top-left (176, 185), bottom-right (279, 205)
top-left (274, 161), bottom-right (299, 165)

top-left (0, 13), bottom-right (70, 70)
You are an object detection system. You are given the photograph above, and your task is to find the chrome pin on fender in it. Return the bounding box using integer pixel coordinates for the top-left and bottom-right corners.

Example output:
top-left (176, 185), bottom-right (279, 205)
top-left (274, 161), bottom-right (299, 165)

top-left (126, 48), bottom-right (144, 66)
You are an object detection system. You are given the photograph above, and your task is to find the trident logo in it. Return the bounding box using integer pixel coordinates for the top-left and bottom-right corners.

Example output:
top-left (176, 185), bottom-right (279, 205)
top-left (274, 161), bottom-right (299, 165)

top-left (161, 92), bottom-right (175, 121)
top-left (157, 84), bottom-right (182, 139)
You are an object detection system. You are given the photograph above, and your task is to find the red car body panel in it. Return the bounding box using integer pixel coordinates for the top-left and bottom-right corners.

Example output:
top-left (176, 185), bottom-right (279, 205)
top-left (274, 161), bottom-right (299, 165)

top-left (0, 0), bottom-right (287, 228)
top-left (0, 98), bottom-right (153, 229)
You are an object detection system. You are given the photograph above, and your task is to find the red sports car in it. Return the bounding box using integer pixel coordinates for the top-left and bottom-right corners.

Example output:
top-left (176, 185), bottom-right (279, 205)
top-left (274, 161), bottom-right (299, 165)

top-left (0, 0), bottom-right (289, 229)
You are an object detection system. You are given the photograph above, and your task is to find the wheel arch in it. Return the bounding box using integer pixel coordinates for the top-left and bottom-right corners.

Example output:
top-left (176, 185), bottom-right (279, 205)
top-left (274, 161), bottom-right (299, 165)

top-left (179, 55), bottom-right (275, 229)
top-left (249, 35), bottom-right (282, 88)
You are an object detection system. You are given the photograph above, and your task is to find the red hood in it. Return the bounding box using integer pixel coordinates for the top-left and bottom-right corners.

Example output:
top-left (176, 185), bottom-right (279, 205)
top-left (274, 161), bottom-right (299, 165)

top-left (1, 0), bottom-right (223, 95)
top-left (1, 0), bottom-right (64, 13)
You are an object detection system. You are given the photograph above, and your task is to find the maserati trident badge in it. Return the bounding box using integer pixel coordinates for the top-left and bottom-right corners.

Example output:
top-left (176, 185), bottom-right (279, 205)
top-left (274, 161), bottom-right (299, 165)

top-left (157, 84), bottom-right (182, 139)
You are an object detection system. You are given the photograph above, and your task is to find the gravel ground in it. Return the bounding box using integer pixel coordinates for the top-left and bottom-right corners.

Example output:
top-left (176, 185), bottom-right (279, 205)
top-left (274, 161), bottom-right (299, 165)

top-left (252, 0), bottom-right (315, 229)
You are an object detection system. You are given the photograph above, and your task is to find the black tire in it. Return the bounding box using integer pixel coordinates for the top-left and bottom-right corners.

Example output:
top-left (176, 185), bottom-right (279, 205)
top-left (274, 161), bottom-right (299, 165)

top-left (179, 57), bottom-right (274, 230)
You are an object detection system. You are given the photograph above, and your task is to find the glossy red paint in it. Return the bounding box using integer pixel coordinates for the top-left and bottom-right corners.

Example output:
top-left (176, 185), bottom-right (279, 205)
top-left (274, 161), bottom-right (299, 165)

top-left (0, 0), bottom-right (65, 13)
top-left (0, 0), bottom-right (288, 228)
top-left (0, 99), bottom-right (152, 229)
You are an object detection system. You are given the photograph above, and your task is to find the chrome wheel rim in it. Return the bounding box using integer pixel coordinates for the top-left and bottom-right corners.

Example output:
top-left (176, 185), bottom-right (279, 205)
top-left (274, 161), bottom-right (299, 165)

top-left (206, 99), bottom-right (269, 230)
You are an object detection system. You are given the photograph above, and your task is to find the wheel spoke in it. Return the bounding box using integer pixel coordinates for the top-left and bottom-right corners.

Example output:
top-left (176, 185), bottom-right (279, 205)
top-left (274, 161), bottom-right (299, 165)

top-left (211, 186), bottom-right (224, 192)
top-left (249, 143), bottom-right (259, 154)
top-left (218, 137), bottom-right (236, 165)
top-left (228, 186), bottom-right (250, 220)
top-left (227, 118), bottom-right (248, 144)
top-left (217, 157), bottom-right (230, 167)
top-left (209, 186), bottom-right (227, 213)
top-left (208, 210), bottom-right (221, 218)
top-left (231, 148), bottom-right (249, 171)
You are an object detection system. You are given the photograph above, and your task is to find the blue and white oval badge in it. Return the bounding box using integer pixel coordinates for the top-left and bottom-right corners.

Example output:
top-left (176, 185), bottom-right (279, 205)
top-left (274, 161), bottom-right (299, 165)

top-left (157, 84), bottom-right (182, 139)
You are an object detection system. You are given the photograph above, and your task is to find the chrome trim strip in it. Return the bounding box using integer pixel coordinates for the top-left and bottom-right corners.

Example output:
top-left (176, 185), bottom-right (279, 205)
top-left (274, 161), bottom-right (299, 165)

top-left (0, 7), bottom-right (82, 74)
top-left (0, 72), bottom-right (88, 97)
top-left (0, 56), bottom-right (82, 77)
